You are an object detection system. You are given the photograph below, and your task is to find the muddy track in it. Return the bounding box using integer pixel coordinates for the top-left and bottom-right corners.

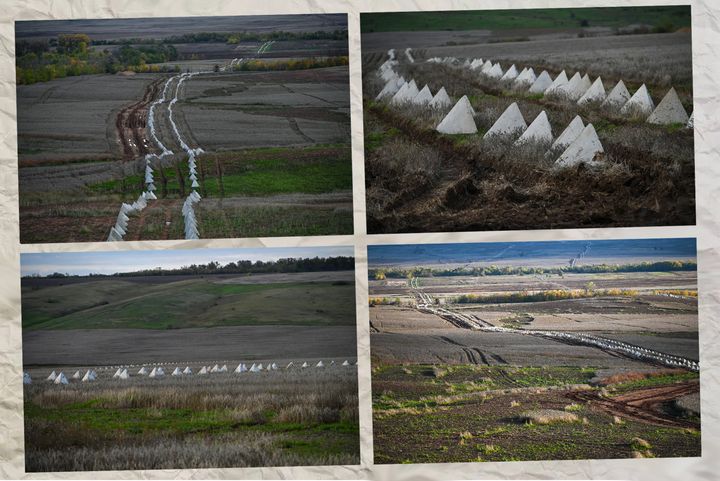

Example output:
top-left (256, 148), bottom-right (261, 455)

top-left (568, 381), bottom-right (699, 429)
top-left (116, 77), bottom-right (166, 160)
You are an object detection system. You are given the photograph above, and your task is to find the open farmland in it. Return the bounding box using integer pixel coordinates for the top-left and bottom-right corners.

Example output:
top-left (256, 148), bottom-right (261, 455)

top-left (368, 239), bottom-right (700, 463)
top-left (21, 250), bottom-right (359, 471)
top-left (361, 8), bottom-right (694, 234)
top-left (17, 15), bottom-right (352, 243)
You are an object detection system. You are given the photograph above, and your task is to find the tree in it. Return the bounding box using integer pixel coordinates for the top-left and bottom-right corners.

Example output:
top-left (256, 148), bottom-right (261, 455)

top-left (57, 34), bottom-right (91, 56)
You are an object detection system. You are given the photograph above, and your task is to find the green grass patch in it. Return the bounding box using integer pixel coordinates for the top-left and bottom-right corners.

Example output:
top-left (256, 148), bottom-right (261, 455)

top-left (202, 157), bottom-right (351, 197)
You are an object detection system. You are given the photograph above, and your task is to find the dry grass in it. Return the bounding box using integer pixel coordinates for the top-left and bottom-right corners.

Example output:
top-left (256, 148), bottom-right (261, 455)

top-left (26, 431), bottom-right (357, 472)
top-left (24, 368), bottom-right (359, 471)
top-left (519, 409), bottom-right (579, 425)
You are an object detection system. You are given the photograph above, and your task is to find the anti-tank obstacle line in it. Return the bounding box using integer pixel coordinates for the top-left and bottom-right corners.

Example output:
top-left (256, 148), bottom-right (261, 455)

top-left (410, 287), bottom-right (699, 372)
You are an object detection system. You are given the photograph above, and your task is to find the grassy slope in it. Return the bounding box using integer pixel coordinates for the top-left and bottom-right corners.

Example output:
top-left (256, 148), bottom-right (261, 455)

top-left (23, 278), bottom-right (356, 330)
top-left (361, 7), bottom-right (690, 32)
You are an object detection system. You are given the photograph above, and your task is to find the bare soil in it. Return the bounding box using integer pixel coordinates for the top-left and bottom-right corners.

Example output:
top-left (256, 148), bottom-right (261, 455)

top-left (23, 325), bottom-right (357, 367)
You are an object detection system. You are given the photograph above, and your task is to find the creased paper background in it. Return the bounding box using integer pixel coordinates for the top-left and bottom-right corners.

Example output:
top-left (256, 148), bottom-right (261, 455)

top-left (1, 0), bottom-right (719, 479)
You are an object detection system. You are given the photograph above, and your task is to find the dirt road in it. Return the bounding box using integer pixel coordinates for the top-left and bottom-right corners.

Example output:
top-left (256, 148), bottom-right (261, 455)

top-left (569, 381), bottom-right (699, 429)
top-left (115, 76), bottom-right (166, 160)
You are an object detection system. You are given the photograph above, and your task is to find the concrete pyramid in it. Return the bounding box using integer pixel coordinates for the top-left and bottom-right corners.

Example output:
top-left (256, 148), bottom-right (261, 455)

top-left (47, 370), bottom-right (57, 382)
top-left (412, 85), bottom-right (433, 105)
top-left (302, 361), bottom-right (309, 368)
top-left (89, 370), bottom-right (97, 381)
top-left (514, 67), bottom-right (536, 88)
top-left (549, 115), bottom-right (585, 153)
top-left (138, 367), bottom-right (148, 375)
top-left (555, 72), bottom-right (586, 101)
top-left (602, 80), bottom-right (631, 108)
top-left (470, 58), bottom-right (483, 70)
top-left (620, 84), bottom-right (654, 117)
top-left (376, 77), bottom-right (402, 100)
top-left (219, 364), bottom-right (228, 373)
top-left (647, 87), bottom-right (689, 125)
top-left (500, 64), bottom-right (519, 81)
top-left (545, 70), bottom-right (569, 95)
top-left (578, 77), bottom-right (606, 105)
top-left (316, 361), bottom-right (325, 368)
top-left (687, 111), bottom-right (694, 129)
top-left (54, 372), bottom-right (69, 385)
top-left (234, 363), bottom-right (246, 373)
top-left (172, 367), bottom-right (182, 376)
top-left (436, 95), bottom-right (477, 134)
top-left (266, 364), bottom-right (272, 371)
top-left (24, 372), bottom-right (32, 385)
top-left (429, 87), bottom-right (452, 109)
top-left (514, 111), bottom-right (553, 145)
top-left (82, 370), bottom-right (93, 382)
top-left (257, 363), bottom-right (264, 370)
top-left (72, 370), bottom-right (81, 380)
top-left (486, 63), bottom-right (504, 79)
top-left (183, 366), bottom-right (192, 375)
top-left (483, 102), bottom-right (527, 139)
top-left (118, 369), bottom-right (129, 380)
top-left (271, 363), bottom-right (278, 370)
top-left (113, 368), bottom-right (122, 378)
top-left (210, 364), bottom-right (219, 373)
top-left (480, 60), bottom-right (493, 73)
top-left (528, 70), bottom-right (553, 94)
top-left (556, 123), bottom-right (604, 168)
top-left (342, 360), bottom-right (350, 366)
top-left (286, 362), bottom-right (294, 369)
top-left (249, 364), bottom-right (261, 373)
top-left (391, 80), bottom-right (419, 105)
top-left (198, 366), bottom-right (208, 375)
top-left (149, 367), bottom-right (158, 378)
top-left (156, 367), bottom-right (165, 376)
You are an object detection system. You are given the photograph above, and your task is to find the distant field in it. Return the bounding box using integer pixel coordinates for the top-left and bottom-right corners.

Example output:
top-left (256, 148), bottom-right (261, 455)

top-left (22, 272), bottom-right (356, 330)
top-left (360, 7), bottom-right (690, 33)
top-left (17, 14), bottom-right (349, 41)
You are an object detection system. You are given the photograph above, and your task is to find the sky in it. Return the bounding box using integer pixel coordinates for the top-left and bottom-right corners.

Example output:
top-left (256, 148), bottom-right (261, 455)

top-left (368, 238), bottom-right (697, 267)
top-left (21, 246), bottom-right (354, 277)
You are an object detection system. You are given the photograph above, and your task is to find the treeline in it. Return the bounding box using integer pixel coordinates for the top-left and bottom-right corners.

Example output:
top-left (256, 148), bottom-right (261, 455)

top-left (232, 56), bottom-right (348, 72)
top-left (370, 260), bottom-right (697, 279)
top-left (88, 30), bottom-right (347, 46)
top-left (451, 288), bottom-right (639, 305)
top-left (25, 256), bottom-right (355, 279)
top-left (16, 34), bottom-right (180, 85)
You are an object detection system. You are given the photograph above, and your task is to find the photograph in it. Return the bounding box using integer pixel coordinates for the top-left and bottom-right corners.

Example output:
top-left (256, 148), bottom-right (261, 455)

top-left (361, 6), bottom-right (695, 234)
top-left (16, 14), bottom-right (352, 243)
top-left (20, 246), bottom-right (359, 471)
top-left (368, 238), bottom-right (700, 463)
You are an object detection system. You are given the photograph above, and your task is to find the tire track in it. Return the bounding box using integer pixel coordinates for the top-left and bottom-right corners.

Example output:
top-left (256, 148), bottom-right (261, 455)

top-left (568, 382), bottom-right (699, 429)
